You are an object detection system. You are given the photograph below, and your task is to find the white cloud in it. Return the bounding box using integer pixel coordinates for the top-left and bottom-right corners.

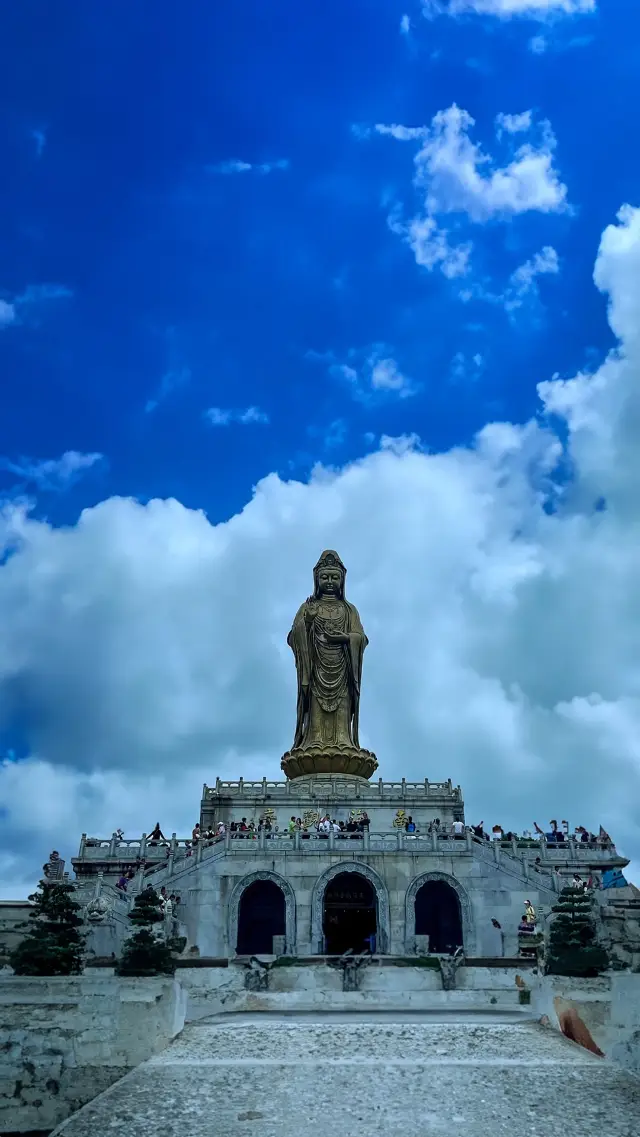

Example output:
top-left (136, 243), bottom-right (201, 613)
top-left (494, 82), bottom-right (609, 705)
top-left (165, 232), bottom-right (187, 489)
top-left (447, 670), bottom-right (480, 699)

top-left (321, 345), bottom-right (418, 401)
top-left (529, 34), bottom-right (548, 52)
top-left (411, 105), bottom-right (568, 221)
top-left (0, 300), bottom-right (16, 328)
top-left (458, 245), bottom-right (560, 310)
top-left (15, 284), bottom-right (73, 306)
top-left (505, 245), bottom-right (560, 310)
top-left (374, 106), bottom-right (568, 278)
top-left (450, 351), bottom-right (485, 383)
top-left (204, 405), bottom-right (270, 426)
top-left (30, 129), bottom-right (46, 158)
top-left (424, 0), bottom-right (596, 18)
top-left (209, 159), bottom-right (289, 175)
top-left (0, 283), bottom-right (72, 330)
top-left (400, 13), bottom-right (411, 33)
top-left (0, 451), bottom-right (103, 492)
top-left (369, 357), bottom-right (414, 395)
top-left (495, 111), bottom-right (533, 136)
top-left (145, 368), bottom-right (191, 414)
top-left (4, 206), bottom-right (640, 893)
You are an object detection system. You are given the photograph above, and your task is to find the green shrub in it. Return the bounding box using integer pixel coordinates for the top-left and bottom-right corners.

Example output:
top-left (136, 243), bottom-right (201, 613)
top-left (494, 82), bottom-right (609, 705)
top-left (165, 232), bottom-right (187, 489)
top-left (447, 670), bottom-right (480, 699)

top-left (116, 887), bottom-right (177, 977)
top-left (9, 879), bottom-right (86, 976)
top-left (546, 886), bottom-right (608, 978)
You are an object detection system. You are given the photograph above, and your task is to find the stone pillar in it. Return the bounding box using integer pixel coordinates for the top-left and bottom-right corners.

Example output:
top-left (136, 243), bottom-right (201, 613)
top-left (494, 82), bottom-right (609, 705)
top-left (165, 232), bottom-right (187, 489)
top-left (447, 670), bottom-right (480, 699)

top-left (415, 934), bottom-right (429, 955)
top-left (272, 934), bottom-right (286, 956)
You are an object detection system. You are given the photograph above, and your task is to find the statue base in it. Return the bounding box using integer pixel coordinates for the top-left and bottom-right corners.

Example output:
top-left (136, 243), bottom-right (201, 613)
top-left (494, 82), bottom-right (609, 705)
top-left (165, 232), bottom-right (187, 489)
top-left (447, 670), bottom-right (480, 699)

top-left (280, 744), bottom-right (378, 780)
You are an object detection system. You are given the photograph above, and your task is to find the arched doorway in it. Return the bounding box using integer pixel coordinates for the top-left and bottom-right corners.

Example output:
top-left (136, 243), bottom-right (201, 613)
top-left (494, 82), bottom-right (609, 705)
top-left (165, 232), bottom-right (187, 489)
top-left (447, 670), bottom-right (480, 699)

top-left (415, 879), bottom-right (463, 954)
top-left (236, 879), bottom-right (286, 954)
top-left (323, 871), bottom-right (377, 955)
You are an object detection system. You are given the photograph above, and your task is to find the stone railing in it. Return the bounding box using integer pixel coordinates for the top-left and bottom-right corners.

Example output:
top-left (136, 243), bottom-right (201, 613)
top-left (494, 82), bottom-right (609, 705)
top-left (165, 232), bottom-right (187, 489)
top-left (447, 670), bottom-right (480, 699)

top-left (75, 828), bottom-right (620, 866)
top-left (75, 833), bottom-right (193, 862)
top-left (204, 776), bottom-right (462, 800)
top-left (134, 827), bottom-right (622, 896)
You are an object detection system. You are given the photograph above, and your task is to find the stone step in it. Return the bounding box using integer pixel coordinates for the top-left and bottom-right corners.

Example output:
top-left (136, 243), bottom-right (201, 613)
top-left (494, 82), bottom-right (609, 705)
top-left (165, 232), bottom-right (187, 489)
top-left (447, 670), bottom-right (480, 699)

top-left (50, 1017), bottom-right (640, 1136)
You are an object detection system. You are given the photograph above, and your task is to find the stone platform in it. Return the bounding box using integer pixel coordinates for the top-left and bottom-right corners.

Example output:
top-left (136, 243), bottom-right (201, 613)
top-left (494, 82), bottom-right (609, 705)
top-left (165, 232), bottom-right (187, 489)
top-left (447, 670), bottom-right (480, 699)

top-left (50, 1013), bottom-right (640, 1137)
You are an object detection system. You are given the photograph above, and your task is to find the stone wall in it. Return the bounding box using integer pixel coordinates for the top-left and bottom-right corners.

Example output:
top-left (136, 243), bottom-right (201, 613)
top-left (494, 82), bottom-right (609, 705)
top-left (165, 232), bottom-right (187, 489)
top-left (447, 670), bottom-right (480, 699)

top-left (533, 972), bottom-right (640, 1075)
top-left (0, 974), bottom-right (187, 1134)
top-left (0, 901), bottom-right (33, 961)
top-left (171, 850), bottom-right (548, 959)
top-left (176, 960), bottom-right (533, 1020)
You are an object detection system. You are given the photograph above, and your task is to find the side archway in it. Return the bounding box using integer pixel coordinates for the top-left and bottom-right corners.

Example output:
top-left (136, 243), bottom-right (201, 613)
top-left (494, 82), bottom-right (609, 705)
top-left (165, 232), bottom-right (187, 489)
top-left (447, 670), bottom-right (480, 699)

top-left (405, 871), bottom-right (476, 955)
top-left (311, 861), bottom-right (390, 954)
top-left (228, 870), bottom-right (296, 955)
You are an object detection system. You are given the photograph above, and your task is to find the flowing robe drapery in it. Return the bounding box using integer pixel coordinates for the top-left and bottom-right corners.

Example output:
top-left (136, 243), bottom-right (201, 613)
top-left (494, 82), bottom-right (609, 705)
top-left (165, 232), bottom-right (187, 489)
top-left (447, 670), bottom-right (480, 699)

top-left (287, 598), bottom-right (368, 751)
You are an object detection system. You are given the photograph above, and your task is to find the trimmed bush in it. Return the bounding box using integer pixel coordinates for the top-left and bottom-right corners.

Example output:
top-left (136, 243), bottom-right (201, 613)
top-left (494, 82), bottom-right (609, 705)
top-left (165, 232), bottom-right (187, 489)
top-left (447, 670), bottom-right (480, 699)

top-left (9, 879), bottom-right (86, 976)
top-left (546, 886), bottom-right (608, 977)
top-left (116, 887), bottom-right (178, 977)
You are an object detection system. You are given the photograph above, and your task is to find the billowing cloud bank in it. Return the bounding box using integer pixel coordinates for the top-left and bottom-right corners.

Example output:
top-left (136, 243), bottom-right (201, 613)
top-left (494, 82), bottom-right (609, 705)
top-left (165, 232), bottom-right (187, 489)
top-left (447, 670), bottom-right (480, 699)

top-left (1, 206), bottom-right (640, 893)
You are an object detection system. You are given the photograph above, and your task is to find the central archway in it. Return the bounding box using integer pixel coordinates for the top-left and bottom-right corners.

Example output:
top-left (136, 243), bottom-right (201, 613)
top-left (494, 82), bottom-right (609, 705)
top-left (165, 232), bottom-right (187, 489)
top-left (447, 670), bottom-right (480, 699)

top-left (311, 861), bottom-right (390, 954)
top-left (323, 871), bottom-right (377, 955)
top-left (236, 879), bottom-right (286, 955)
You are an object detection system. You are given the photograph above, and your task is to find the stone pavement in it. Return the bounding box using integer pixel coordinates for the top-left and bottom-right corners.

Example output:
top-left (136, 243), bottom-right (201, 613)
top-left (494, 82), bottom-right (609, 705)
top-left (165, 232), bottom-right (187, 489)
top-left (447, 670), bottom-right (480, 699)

top-left (51, 1010), bottom-right (640, 1137)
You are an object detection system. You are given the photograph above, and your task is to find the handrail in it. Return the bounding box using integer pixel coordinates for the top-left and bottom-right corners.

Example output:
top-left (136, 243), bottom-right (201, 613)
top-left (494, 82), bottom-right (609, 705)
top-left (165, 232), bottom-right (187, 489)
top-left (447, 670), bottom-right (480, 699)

top-left (74, 829), bottom-right (617, 860)
top-left (130, 829), bottom-right (563, 896)
top-left (203, 777), bottom-right (462, 799)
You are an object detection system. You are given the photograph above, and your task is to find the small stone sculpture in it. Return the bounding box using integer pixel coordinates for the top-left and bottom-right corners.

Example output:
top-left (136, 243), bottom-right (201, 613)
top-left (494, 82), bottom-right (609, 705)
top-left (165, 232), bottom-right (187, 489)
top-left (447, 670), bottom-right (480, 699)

top-left (439, 946), bottom-right (465, 991)
top-left (84, 896), bottom-right (112, 924)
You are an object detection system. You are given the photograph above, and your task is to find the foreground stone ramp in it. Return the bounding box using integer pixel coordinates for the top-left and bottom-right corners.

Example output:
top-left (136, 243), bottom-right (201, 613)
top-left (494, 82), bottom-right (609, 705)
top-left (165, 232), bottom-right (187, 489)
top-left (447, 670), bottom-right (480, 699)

top-left (51, 1013), bottom-right (640, 1137)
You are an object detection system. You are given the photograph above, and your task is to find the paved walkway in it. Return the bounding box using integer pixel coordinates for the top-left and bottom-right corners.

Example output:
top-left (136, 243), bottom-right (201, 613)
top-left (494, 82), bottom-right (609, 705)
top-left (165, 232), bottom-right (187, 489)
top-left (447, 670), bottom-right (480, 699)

top-left (52, 1011), bottom-right (639, 1137)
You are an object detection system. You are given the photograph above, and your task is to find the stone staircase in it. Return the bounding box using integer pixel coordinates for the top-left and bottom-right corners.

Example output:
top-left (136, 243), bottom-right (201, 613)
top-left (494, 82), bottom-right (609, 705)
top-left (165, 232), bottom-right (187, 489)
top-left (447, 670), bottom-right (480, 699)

top-left (51, 1012), bottom-right (639, 1136)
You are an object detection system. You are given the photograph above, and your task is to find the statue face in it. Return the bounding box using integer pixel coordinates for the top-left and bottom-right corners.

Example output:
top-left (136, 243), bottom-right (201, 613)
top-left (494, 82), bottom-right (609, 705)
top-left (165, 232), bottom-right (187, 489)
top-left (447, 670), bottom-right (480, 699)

top-left (317, 566), bottom-right (343, 596)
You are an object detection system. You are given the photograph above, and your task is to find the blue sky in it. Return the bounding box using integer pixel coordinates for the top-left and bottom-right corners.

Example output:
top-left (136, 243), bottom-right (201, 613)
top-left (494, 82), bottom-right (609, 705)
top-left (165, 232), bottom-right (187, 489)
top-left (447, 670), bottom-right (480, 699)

top-left (2, 0), bottom-right (640, 891)
top-left (1, 1), bottom-right (635, 524)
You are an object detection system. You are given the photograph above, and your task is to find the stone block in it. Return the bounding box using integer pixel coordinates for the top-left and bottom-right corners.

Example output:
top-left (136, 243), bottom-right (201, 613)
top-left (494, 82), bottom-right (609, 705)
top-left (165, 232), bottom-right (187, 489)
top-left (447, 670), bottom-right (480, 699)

top-left (415, 934), bottom-right (430, 955)
top-left (272, 935), bottom-right (286, 956)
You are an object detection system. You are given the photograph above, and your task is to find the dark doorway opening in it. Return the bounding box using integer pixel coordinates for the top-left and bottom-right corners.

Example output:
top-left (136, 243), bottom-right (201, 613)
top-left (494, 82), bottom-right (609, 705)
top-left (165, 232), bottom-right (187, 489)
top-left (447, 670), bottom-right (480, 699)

top-left (323, 871), bottom-right (377, 955)
top-left (236, 879), bottom-right (286, 955)
top-left (415, 879), bottom-right (463, 954)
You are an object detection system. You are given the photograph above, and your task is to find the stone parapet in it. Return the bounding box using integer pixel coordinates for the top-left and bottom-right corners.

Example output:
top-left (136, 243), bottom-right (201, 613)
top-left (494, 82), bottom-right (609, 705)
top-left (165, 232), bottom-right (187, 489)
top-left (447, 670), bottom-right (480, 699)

top-left (0, 974), bottom-right (186, 1134)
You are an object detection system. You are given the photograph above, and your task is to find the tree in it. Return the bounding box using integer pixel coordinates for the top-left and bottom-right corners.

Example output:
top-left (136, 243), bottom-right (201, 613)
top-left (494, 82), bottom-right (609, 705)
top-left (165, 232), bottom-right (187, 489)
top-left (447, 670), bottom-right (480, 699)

top-left (116, 886), bottom-right (178, 977)
top-left (9, 878), bottom-right (86, 976)
top-left (546, 885), bottom-right (609, 977)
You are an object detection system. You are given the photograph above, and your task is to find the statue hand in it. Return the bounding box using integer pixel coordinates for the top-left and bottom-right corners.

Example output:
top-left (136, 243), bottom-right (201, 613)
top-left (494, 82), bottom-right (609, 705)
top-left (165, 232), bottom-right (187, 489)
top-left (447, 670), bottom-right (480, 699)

top-left (324, 632), bottom-right (349, 644)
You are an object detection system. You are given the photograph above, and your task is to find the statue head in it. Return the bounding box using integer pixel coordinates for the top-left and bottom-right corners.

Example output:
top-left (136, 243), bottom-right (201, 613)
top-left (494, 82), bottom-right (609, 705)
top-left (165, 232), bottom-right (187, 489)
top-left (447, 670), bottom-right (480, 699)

top-left (313, 550), bottom-right (346, 599)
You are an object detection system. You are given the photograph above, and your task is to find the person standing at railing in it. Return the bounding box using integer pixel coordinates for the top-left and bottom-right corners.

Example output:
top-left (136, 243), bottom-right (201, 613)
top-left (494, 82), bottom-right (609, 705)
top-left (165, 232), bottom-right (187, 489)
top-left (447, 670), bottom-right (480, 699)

top-left (148, 822), bottom-right (167, 847)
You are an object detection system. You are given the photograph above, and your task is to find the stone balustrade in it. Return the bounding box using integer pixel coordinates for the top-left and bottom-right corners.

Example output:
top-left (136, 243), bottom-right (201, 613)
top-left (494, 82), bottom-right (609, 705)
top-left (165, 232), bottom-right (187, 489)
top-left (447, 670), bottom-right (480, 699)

top-left (204, 776), bottom-right (462, 800)
top-left (74, 829), bottom-right (620, 864)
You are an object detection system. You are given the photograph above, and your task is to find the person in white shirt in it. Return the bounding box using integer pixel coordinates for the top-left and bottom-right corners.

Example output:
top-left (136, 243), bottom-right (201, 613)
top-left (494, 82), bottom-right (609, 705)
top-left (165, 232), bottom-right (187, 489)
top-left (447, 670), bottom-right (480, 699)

top-left (452, 820), bottom-right (465, 837)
